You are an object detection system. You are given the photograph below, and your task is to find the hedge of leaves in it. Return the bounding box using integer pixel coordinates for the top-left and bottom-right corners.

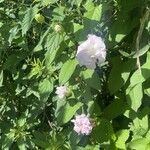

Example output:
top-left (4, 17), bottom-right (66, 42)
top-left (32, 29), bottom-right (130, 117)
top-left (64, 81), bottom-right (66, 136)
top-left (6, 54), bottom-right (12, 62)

top-left (0, 0), bottom-right (150, 149)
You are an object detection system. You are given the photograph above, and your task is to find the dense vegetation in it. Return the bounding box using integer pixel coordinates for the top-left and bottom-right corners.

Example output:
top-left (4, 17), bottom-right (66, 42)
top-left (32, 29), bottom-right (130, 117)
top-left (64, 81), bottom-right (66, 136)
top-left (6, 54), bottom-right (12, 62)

top-left (0, 0), bottom-right (150, 149)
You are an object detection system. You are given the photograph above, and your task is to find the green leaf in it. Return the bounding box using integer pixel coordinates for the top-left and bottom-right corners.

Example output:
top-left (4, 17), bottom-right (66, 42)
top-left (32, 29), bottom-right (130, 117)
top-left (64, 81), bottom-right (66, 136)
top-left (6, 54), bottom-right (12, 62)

top-left (128, 138), bottom-right (150, 150)
top-left (8, 25), bottom-right (19, 44)
top-left (52, 6), bottom-right (65, 21)
top-left (59, 59), bottom-right (78, 84)
top-left (144, 88), bottom-right (150, 96)
top-left (2, 130), bottom-right (15, 150)
top-left (126, 83), bottom-right (143, 111)
top-left (108, 58), bottom-right (136, 94)
top-left (56, 101), bottom-right (83, 125)
top-left (22, 5), bottom-right (39, 35)
top-left (146, 143), bottom-right (150, 150)
top-left (17, 117), bottom-right (26, 127)
top-left (84, 1), bottom-right (102, 22)
top-left (129, 52), bottom-right (150, 88)
top-left (77, 145), bottom-right (100, 150)
top-left (82, 69), bottom-right (101, 90)
top-left (73, 23), bottom-right (85, 42)
top-left (45, 33), bottom-right (63, 50)
top-left (119, 44), bottom-right (150, 58)
top-left (41, 0), bottom-right (58, 6)
top-left (0, 0), bottom-right (4, 3)
top-left (3, 52), bottom-right (27, 72)
top-left (132, 44), bottom-right (150, 58)
top-left (125, 53), bottom-right (150, 111)
top-left (45, 33), bottom-right (64, 66)
top-left (130, 115), bottom-right (148, 138)
top-left (115, 130), bottom-right (129, 149)
top-left (38, 78), bottom-right (53, 102)
top-left (102, 99), bottom-right (127, 120)
top-left (70, 0), bottom-right (83, 7)
top-left (32, 132), bottom-right (50, 148)
top-left (109, 8), bottom-right (139, 46)
top-left (33, 27), bottom-right (51, 52)
top-left (17, 138), bottom-right (26, 150)
top-left (83, 1), bottom-right (102, 35)
top-left (92, 119), bottom-right (114, 143)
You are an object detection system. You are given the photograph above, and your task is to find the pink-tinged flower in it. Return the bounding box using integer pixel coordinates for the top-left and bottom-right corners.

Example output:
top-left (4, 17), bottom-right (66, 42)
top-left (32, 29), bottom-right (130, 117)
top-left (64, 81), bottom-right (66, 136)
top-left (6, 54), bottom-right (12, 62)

top-left (55, 86), bottom-right (68, 99)
top-left (71, 114), bottom-right (93, 135)
top-left (76, 34), bottom-right (106, 69)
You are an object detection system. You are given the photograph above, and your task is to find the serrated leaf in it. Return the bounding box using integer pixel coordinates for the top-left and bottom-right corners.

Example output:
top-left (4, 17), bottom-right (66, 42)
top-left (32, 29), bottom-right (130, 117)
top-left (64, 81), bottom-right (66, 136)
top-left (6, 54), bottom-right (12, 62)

top-left (45, 33), bottom-right (64, 67)
top-left (22, 5), bottom-right (39, 35)
top-left (45, 33), bottom-right (62, 50)
top-left (59, 59), bottom-right (78, 84)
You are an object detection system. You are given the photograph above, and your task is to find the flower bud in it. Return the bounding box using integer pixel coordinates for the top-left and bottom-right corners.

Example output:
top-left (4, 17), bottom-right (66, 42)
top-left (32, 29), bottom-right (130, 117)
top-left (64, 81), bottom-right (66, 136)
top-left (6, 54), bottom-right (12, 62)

top-left (34, 13), bottom-right (45, 24)
top-left (54, 24), bottom-right (63, 33)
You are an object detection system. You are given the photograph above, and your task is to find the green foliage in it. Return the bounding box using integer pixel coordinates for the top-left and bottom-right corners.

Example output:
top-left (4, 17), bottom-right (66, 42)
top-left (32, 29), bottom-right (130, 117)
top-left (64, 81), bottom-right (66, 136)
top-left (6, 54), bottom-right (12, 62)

top-left (0, 0), bottom-right (150, 149)
top-left (115, 129), bottom-right (130, 149)
top-left (56, 100), bottom-right (83, 125)
top-left (59, 59), bottom-right (78, 84)
top-left (22, 5), bottom-right (39, 35)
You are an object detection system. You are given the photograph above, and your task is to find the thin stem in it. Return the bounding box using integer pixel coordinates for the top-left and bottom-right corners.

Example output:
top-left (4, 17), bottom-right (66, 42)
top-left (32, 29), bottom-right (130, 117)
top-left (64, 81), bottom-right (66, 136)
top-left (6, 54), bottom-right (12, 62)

top-left (136, 7), bottom-right (150, 74)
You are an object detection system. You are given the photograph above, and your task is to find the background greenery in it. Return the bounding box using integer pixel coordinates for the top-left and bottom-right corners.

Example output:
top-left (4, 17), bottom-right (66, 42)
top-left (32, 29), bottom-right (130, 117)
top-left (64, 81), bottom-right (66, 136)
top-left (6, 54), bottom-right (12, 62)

top-left (0, 0), bottom-right (150, 149)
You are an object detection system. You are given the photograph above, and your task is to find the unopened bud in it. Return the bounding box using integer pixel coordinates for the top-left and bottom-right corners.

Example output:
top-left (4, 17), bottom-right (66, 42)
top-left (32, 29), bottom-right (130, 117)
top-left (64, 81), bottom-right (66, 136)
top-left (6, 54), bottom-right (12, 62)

top-left (34, 13), bottom-right (45, 24)
top-left (54, 24), bottom-right (63, 33)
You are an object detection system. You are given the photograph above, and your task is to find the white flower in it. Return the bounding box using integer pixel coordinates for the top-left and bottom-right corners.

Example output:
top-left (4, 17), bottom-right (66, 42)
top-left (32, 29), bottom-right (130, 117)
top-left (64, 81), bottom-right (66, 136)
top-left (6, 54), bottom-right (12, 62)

top-left (76, 34), bottom-right (106, 69)
top-left (71, 114), bottom-right (93, 135)
top-left (55, 86), bottom-right (68, 99)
